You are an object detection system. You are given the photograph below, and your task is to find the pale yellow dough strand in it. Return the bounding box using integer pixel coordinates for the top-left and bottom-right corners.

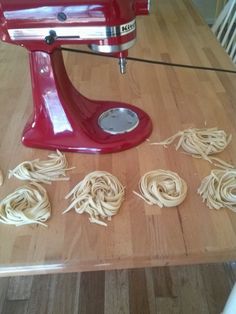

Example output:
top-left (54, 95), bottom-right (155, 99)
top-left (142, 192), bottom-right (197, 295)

top-left (133, 170), bottom-right (187, 207)
top-left (8, 150), bottom-right (74, 184)
top-left (0, 169), bottom-right (3, 186)
top-left (63, 171), bottom-right (125, 227)
top-left (151, 128), bottom-right (233, 169)
top-left (0, 182), bottom-right (51, 226)
top-left (198, 169), bottom-right (236, 212)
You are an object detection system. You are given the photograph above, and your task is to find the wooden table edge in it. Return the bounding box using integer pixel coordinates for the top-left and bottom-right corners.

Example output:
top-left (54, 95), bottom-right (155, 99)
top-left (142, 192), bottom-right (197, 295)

top-left (1, 251), bottom-right (236, 277)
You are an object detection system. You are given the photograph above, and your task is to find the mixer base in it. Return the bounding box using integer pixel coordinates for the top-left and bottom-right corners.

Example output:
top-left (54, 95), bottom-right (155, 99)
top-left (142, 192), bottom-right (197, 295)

top-left (22, 50), bottom-right (152, 153)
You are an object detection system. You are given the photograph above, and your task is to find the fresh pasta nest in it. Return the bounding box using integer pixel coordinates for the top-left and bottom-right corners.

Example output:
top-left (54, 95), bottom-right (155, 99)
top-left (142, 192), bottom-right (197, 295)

top-left (133, 170), bottom-right (187, 207)
top-left (151, 128), bottom-right (233, 169)
top-left (63, 171), bottom-right (125, 226)
top-left (0, 182), bottom-right (51, 226)
top-left (198, 169), bottom-right (236, 212)
top-left (9, 150), bottom-right (74, 184)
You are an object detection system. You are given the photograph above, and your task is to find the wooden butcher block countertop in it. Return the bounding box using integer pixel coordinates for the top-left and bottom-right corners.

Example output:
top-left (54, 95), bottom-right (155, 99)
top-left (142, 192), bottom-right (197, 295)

top-left (0, 0), bottom-right (236, 276)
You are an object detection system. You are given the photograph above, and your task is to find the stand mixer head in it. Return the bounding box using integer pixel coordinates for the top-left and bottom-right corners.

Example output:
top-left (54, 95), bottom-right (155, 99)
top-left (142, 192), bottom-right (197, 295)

top-left (0, 0), bottom-right (151, 72)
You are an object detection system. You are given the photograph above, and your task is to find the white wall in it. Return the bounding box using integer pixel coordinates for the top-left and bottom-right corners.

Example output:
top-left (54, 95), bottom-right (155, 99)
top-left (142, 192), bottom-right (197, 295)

top-left (192, 0), bottom-right (217, 24)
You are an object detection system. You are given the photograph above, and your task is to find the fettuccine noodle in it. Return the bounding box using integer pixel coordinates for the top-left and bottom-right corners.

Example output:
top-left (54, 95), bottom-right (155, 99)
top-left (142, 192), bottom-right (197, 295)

top-left (151, 128), bottom-right (233, 169)
top-left (133, 170), bottom-right (187, 207)
top-left (9, 150), bottom-right (74, 184)
top-left (63, 171), bottom-right (125, 226)
top-left (0, 169), bottom-right (3, 186)
top-left (0, 182), bottom-right (51, 226)
top-left (198, 169), bottom-right (236, 212)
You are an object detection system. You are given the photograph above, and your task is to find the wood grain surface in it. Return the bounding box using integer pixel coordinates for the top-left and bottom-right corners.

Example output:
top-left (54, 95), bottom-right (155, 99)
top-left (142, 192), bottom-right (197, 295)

top-left (0, 263), bottom-right (235, 314)
top-left (0, 0), bottom-right (236, 276)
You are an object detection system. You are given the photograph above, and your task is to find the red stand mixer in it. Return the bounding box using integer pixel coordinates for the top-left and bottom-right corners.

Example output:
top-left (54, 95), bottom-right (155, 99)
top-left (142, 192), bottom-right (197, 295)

top-left (0, 0), bottom-right (152, 153)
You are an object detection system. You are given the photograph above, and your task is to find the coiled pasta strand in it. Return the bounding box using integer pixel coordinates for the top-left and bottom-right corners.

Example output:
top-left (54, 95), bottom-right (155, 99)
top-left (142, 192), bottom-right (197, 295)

top-left (151, 128), bottom-right (233, 169)
top-left (198, 169), bottom-right (236, 212)
top-left (133, 170), bottom-right (187, 207)
top-left (63, 171), bottom-right (125, 226)
top-left (9, 150), bottom-right (74, 184)
top-left (0, 182), bottom-right (51, 226)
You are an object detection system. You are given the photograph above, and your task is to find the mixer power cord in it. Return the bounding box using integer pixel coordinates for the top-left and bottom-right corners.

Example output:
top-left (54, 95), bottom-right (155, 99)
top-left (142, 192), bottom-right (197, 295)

top-left (60, 47), bottom-right (236, 74)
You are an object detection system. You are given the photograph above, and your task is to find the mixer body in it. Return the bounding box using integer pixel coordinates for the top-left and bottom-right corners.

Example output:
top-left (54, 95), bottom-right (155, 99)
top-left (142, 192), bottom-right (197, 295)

top-left (0, 0), bottom-right (152, 153)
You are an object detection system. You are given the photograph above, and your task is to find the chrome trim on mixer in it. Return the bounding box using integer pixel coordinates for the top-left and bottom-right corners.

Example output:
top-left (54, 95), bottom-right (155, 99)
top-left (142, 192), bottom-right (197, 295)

top-left (98, 108), bottom-right (139, 135)
top-left (148, 0), bottom-right (152, 13)
top-left (89, 38), bottom-right (136, 53)
top-left (8, 19), bottom-right (136, 41)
